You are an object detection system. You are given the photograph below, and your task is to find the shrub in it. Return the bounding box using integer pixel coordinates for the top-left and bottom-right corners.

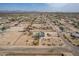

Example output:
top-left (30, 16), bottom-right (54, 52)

top-left (0, 26), bottom-right (6, 31)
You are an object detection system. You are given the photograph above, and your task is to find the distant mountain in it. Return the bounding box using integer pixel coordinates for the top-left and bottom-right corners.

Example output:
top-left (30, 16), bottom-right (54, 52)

top-left (0, 10), bottom-right (79, 14)
top-left (0, 10), bottom-right (43, 14)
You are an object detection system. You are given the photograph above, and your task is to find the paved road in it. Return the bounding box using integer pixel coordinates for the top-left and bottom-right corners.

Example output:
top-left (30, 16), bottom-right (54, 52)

top-left (0, 46), bottom-right (73, 56)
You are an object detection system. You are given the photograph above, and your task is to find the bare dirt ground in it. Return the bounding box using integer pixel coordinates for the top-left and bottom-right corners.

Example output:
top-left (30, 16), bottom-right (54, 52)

top-left (0, 13), bottom-right (79, 56)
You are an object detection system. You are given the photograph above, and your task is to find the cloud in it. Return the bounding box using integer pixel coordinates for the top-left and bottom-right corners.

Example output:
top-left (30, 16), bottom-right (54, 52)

top-left (46, 3), bottom-right (79, 12)
top-left (45, 3), bottom-right (68, 12)
top-left (47, 3), bottom-right (67, 8)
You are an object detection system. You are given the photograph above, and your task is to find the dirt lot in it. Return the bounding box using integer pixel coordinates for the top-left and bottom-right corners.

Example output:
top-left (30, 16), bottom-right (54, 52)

top-left (0, 13), bottom-right (79, 55)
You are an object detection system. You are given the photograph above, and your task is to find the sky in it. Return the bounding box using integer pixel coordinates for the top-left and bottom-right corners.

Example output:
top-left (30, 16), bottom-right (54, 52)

top-left (0, 3), bottom-right (79, 12)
